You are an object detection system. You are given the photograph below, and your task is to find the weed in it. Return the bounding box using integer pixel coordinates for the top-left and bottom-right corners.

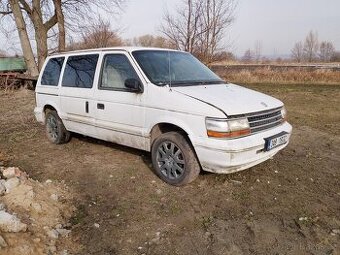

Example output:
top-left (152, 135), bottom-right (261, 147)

top-left (70, 204), bottom-right (88, 225)
top-left (214, 67), bottom-right (340, 85)
top-left (200, 215), bottom-right (214, 231)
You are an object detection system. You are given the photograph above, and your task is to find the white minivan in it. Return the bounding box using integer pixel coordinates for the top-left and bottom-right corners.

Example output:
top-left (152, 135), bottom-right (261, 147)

top-left (34, 47), bottom-right (292, 186)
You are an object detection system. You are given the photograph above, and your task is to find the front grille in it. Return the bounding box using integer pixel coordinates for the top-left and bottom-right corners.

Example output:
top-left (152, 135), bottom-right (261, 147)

top-left (247, 107), bottom-right (283, 133)
top-left (228, 107), bottom-right (284, 134)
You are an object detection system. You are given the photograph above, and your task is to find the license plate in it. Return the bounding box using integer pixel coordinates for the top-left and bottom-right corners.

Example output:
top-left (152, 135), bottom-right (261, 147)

top-left (264, 132), bottom-right (289, 151)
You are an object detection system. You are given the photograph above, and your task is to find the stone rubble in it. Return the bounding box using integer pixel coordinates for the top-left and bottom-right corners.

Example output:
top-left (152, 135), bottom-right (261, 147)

top-left (2, 167), bottom-right (18, 179)
top-left (0, 165), bottom-right (75, 255)
top-left (0, 234), bottom-right (8, 248)
top-left (0, 210), bottom-right (27, 233)
top-left (46, 228), bottom-right (60, 239)
top-left (0, 181), bottom-right (6, 195)
top-left (50, 193), bottom-right (59, 201)
top-left (4, 177), bottom-right (20, 193)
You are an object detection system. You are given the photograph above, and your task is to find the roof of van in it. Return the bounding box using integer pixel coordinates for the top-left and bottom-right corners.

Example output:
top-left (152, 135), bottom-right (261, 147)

top-left (51, 47), bottom-right (182, 56)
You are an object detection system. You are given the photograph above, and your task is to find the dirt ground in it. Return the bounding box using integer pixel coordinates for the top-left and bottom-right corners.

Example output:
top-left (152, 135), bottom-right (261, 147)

top-left (0, 84), bottom-right (339, 255)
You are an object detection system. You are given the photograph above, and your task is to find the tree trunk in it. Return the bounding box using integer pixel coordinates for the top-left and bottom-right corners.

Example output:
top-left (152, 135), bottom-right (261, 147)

top-left (9, 0), bottom-right (39, 76)
top-left (53, 0), bottom-right (65, 52)
top-left (186, 0), bottom-right (192, 52)
top-left (35, 26), bottom-right (48, 70)
top-left (30, 0), bottom-right (54, 70)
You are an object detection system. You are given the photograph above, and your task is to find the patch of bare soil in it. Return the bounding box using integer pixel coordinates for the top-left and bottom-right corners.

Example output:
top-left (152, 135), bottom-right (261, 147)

top-left (0, 85), bottom-right (339, 254)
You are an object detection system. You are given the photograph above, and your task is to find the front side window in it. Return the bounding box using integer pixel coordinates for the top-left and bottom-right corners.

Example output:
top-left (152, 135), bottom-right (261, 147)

top-left (62, 54), bottom-right (99, 88)
top-left (132, 50), bottom-right (224, 86)
top-left (100, 54), bottom-right (140, 91)
top-left (41, 57), bottom-right (64, 86)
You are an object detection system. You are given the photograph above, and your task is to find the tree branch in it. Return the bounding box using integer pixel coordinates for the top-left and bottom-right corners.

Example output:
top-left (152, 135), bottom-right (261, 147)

top-left (44, 13), bottom-right (57, 30)
top-left (0, 11), bottom-right (12, 15)
top-left (18, 0), bottom-right (31, 14)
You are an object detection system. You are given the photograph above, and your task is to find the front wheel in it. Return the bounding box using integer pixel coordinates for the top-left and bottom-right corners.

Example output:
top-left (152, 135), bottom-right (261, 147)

top-left (151, 132), bottom-right (200, 186)
top-left (45, 110), bottom-right (71, 144)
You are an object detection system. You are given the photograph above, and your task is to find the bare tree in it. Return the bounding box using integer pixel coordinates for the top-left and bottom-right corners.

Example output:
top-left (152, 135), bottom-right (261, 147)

top-left (17, 0), bottom-right (60, 70)
top-left (161, 0), bottom-right (203, 52)
top-left (130, 34), bottom-right (174, 48)
top-left (303, 31), bottom-right (319, 62)
top-left (160, 0), bottom-right (236, 63)
top-left (0, 0), bottom-right (125, 75)
top-left (242, 49), bottom-right (254, 63)
top-left (254, 40), bottom-right (262, 63)
top-left (319, 41), bottom-right (335, 62)
top-left (74, 19), bottom-right (122, 49)
top-left (212, 51), bottom-right (235, 62)
top-left (0, 50), bottom-right (7, 57)
top-left (1, 0), bottom-right (39, 76)
top-left (291, 41), bottom-right (304, 63)
top-left (53, 0), bottom-right (65, 52)
top-left (195, 0), bottom-right (236, 63)
top-left (330, 51), bottom-right (340, 62)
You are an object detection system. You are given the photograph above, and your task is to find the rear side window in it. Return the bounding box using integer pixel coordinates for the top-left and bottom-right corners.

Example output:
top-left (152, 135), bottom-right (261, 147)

top-left (62, 54), bottom-right (99, 88)
top-left (41, 57), bottom-right (64, 86)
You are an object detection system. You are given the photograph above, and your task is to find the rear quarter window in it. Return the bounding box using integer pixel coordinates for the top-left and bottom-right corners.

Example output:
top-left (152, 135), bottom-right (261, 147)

top-left (41, 57), bottom-right (65, 86)
top-left (62, 54), bottom-right (99, 88)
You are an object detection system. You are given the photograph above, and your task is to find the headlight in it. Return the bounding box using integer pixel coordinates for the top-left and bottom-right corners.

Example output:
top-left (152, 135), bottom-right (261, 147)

top-left (281, 106), bottom-right (287, 121)
top-left (206, 117), bottom-right (250, 138)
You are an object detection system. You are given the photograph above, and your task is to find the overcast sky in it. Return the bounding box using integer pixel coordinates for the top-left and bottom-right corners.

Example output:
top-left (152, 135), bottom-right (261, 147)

top-left (1, 0), bottom-right (339, 57)
top-left (117, 0), bottom-right (340, 57)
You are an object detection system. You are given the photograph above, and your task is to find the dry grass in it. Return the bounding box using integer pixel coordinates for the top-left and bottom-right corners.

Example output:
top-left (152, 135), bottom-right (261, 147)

top-left (0, 76), bottom-right (34, 90)
top-left (216, 68), bottom-right (340, 85)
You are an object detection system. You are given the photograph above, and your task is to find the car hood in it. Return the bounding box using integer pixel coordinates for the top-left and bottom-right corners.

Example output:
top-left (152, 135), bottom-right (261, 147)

top-left (172, 83), bottom-right (283, 116)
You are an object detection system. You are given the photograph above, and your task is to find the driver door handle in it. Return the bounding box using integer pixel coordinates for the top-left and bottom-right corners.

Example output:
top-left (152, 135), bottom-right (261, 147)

top-left (97, 103), bottom-right (105, 110)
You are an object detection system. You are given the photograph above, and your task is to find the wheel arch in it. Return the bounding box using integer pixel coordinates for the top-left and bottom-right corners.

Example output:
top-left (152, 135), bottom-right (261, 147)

top-left (149, 122), bottom-right (194, 150)
top-left (44, 104), bottom-right (56, 113)
top-left (42, 103), bottom-right (61, 123)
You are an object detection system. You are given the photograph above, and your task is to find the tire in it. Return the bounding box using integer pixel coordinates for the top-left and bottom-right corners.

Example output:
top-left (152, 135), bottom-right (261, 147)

top-left (151, 132), bottom-right (200, 186)
top-left (45, 110), bottom-right (71, 144)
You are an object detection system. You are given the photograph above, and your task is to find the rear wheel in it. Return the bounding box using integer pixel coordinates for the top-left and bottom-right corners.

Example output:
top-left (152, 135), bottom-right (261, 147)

top-left (151, 132), bottom-right (200, 186)
top-left (45, 110), bottom-right (70, 144)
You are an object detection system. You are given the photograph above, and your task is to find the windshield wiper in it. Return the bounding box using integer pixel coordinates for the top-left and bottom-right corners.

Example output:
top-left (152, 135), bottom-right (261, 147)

top-left (200, 80), bottom-right (225, 85)
top-left (155, 81), bottom-right (169, 86)
top-left (171, 80), bottom-right (225, 86)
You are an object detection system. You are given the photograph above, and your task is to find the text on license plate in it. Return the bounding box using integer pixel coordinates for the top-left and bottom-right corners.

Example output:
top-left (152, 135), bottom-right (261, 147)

top-left (265, 132), bottom-right (289, 151)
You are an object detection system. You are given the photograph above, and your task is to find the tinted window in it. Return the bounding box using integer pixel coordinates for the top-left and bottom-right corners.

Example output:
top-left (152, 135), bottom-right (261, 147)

top-left (62, 54), bottom-right (99, 88)
top-left (41, 57), bottom-right (64, 86)
top-left (100, 54), bottom-right (140, 91)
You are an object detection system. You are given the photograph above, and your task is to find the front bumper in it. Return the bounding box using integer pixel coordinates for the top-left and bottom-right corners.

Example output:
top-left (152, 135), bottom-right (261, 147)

top-left (193, 122), bottom-right (292, 174)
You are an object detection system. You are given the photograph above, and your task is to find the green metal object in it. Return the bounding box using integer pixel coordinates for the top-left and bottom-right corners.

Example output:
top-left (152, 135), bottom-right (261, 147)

top-left (0, 57), bottom-right (27, 72)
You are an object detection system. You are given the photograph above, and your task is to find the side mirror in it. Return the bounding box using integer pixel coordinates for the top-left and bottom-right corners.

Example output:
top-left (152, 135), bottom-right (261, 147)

top-left (125, 78), bottom-right (143, 93)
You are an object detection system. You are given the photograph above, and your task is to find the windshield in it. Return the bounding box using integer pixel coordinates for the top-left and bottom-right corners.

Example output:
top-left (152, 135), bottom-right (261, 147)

top-left (132, 50), bottom-right (225, 86)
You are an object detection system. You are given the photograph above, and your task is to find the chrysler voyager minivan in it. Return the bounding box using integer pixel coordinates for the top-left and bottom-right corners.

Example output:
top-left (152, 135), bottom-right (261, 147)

top-left (34, 47), bottom-right (292, 186)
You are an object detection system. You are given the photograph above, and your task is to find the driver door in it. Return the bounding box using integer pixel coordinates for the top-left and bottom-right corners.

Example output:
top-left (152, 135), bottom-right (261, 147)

top-left (93, 52), bottom-right (147, 150)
